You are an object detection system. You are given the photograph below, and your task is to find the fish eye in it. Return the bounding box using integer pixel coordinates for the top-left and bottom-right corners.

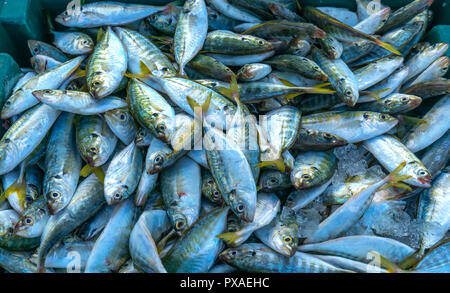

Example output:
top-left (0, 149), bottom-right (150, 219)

top-left (158, 124), bottom-right (166, 132)
top-left (5, 100), bottom-right (11, 106)
top-left (24, 217), bottom-right (33, 225)
top-left (89, 146), bottom-right (98, 154)
top-left (379, 114), bottom-right (388, 120)
top-left (384, 99), bottom-right (390, 104)
top-left (92, 81), bottom-right (101, 87)
top-left (152, 113), bottom-right (159, 118)
top-left (418, 170), bottom-right (428, 176)
top-left (161, 67), bottom-right (169, 73)
top-left (283, 236), bottom-right (293, 244)
top-left (213, 190), bottom-right (220, 197)
top-left (363, 113), bottom-right (370, 119)
top-left (114, 193), bottom-right (122, 200)
top-left (401, 97), bottom-right (409, 102)
top-left (236, 204), bottom-right (245, 213)
top-left (314, 66), bottom-right (320, 70)
top-left (33, 47), bottom-right (39, 53)
top-left (44, 89), bottom-right (53, 94)
top-left (323, 132), bottom-right (332, 138)
top-left (269, 178), bottom-right (278, 184)
top-left (175, 221), bottom-right (185, 230)
top-left (119, 114), bottom-right (126, 120)
top-left (207, 178), bottom-right (214, 184)
top-left (139, 131), bottom-right (145, 136)
top-left (258, 40), bottom-right (264, 45)
top-left (302, 174), bottom-right (311, 180)
top-left (50, 191), bottom-right (60, 199)
top-left (155, 155), bottom-right (163, 163)
top-left (64, 11), bottom-right (68, 15)
top-left (251, 251), bottom-right (256, 256)
top-left (345, 90), bottom-right (352, 96)
top-left (231, 251), bottom-right (237, 256)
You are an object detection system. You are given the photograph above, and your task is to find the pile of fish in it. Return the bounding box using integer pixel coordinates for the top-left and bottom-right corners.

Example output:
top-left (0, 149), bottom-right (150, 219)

top-left (0, 0), bottom-right (449, 273)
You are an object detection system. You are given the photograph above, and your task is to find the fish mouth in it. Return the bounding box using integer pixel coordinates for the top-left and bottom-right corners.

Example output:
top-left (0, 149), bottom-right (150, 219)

top-left (418, 175), bottom-right (432, 187)
top-left (46, 201), bottom-right (59, 215)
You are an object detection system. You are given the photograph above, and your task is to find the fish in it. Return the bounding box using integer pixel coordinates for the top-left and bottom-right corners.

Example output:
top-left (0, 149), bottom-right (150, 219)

top-left (87, 27), bottom-right (127, 99)
top-left (1, 57), bottom-right (82, 119)
top-left (84, 198), bottom-right (138, 273)
top-left (162, 207), bottom-right (228, 273)
top-left (55, 1), bottom-right (166, 28)
top-left (174, 0), bottom-right (208, 76)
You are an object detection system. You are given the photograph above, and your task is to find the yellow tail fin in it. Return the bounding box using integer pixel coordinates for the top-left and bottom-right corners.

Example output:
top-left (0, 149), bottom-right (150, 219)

top-left (372, 38), bottom-right (402, 56)
top-left (124, 61), bottom-right (153, 79)
top-left (256, 158), bottom-right (286, 173)
top-left (368, 251), bottom-right (403, 273)
top-left (187, 93), bottom-right (212, 116)
top-left (2, 180), bottom-right (27, 208)
top-left (380, 161), bottom-right (412, 191)
top-left (96, 28), bottom-right (104, 43)
top-left (216, 231), bottom-right (241, 245)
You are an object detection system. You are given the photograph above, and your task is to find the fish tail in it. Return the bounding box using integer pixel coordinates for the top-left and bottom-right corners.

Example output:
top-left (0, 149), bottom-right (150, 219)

top-left (216, 231), bottom-right (241, 245)
top-left (93, 167), bottom-right (105, 184)
top-left (371, 38), bottom-right (402, 56)
top-left (4, 179), bottom-right (27, 208)
top-left (256, 158), bottom-right (286, 173)
top-left (368, 251), bottom-right (404, 273)
top-left (398, 249), bottom-right (424, 270)
top-left (361, 88), bottom-right (391, 103)
top-left (397, 115), bottom-right (427, 126)
top-left (80, 164), bottom-right (94, 177)
top-left (187, 93), bottom-right (212, 116)
top-left (380, 161), bottom-right (412, 191)
top-left (124, 61), bottom-right (153, 79)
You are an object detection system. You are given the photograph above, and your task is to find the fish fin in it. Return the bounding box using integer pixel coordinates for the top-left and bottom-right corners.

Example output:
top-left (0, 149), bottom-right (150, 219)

top-left (124, 61), bottom-right (153, 79)
top-left (75, 69), bottom-right (86, 77)
top-left (397, 115), bottom-right (427, 126)
top-left (80, 164), bottom-right (94, 177)
top-left (285, 93), bottom-right (302, 99)
top-left (4, 180), bottom-right (27, 209)
top-left (187, 93), bottom-right (212, 115)
top-left (380, 161), bottom-right (412, 190)
top-left (96, 27), bottom-right (104, 43)
top-left (368, 251), bottom-right (402, 273)
top-left (314, 82), bottom-right (332, 88)
top-left (256, 158), bottom-right (286, 173)
top-left (241, 22), bottom-right (270, 35)
top-left (216, 232), bottom-right (240, 244)
top-left (93, 167), bottom-right (105, 184)
top-left (157, 229), bottom-right (176, 254)
top-left (42, 9), bottom-right (55, 33)
top-left (399, 250), bottom-right (424, 270)
top-left (361, 88), bottom-right (390, 103)
top-left (285, 87), bottom-right (335, 99)
top-left (296, 0), bottom-right (301, 12)
top-left (278, 78), bottom-right (298, 87)
top-left (371, 38), bottom-right (402, 56)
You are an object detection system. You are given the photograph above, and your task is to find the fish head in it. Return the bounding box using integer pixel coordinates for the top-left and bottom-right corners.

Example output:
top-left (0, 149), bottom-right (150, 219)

top-left (149, 5), bottom-right (178, 31)
top-left (145, 150), bottom-right (167, 174)
top-left (219, 244), bottom-right (269, 266)
top-left (135, 128), bottom-right (152, 146)
top-left (242, 35), bottom-right (275, 52)
top-left (413, 164), bottom-right (432, 187)
top-left (229, 189), bottom-right (256, 223)
top-left (437, 56), bottom-right (450, 74)
top-left (104, 108), bottom-right (131, 132)
top-left (271, 209), bottom-right (298, 257)
top-left (14, 208), bottom-right (47, 238)
top-left (170, 213), bottom-right (189, 235)
top-left (73, 34), bottom-right (94, 54)
top-left (0, 138), bottom-right (20, 174)
top-left (361, 112), bottom-right (398, 132)
top-left (335, 78), bottom-right (359, 106)
top-left (88, 71), bottom-right (114, 99)
top-left (32, 89), bottom-right (62, 104)
top-left (30, 55), bottom-right (47, 73)
top-left (225, 214), bottom-right (241, 233)
top-left (80, 133), bottom-right (110, 167)
top-left (27, 40), bottom-right (44, 56)
top-left (201, 174), bottom-right (222, 204)
top-left (291, 166), bottom-right (322, 190)
top-left (55, 5), bottom-right (84, 27)
top-left (384, 94), bottom-right (422, 113)
top-left (259, 170), bottom-right (286, 191)
top-left (154, 118), bottom-right (174, 144)
top-left (45, 178), bottom-right (72, 215)
top-left (25, 183), bottom-right (40, 206)
top-left (1, 90), bottom-right (25, 119)
top-left (105, 184), bottom-right (128, 205)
